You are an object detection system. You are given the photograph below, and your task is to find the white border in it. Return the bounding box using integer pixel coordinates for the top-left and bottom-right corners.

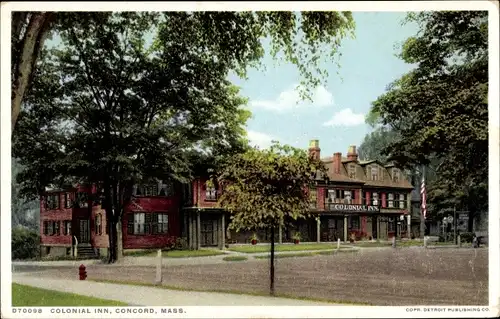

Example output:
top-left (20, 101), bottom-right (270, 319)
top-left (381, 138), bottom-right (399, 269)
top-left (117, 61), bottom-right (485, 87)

top-left (1, 1), bottom-right (499, 318)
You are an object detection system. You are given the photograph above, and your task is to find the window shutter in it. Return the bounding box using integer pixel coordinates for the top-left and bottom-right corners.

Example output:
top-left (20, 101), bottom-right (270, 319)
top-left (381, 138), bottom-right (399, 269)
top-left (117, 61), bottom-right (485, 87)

top-left (127, 216), bottom-right (134, 235)
top-left (145, 213), bottom-right (152, 234)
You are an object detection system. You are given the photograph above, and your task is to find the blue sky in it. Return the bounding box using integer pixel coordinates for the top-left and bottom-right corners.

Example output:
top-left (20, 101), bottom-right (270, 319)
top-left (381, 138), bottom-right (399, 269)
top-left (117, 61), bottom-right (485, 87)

top-left (231, 12), bottom-right (419, 158)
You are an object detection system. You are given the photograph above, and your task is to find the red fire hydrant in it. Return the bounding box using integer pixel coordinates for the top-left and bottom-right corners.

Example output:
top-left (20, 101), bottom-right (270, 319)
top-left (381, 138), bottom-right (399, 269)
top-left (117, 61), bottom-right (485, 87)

top-left (79, 264), bottom-right (87, 280)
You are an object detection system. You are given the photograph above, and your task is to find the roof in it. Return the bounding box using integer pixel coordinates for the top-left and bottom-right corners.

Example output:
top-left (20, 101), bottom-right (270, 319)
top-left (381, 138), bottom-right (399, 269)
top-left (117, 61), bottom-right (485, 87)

top-left (363, 179), bottom-right (414, 190)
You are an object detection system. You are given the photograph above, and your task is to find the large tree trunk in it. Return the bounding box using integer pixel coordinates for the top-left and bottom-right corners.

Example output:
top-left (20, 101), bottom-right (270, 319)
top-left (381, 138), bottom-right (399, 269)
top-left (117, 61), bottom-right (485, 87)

top-left (116, 218), bottom-right (123, 261)
top-left (11, 12), bottom-right (55, 133)
top-left (269, 226), bottom-right (275, 296)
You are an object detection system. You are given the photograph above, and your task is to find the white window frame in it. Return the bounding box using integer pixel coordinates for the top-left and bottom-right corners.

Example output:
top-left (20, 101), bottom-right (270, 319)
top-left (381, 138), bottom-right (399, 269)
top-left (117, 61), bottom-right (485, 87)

top-left (372, 192), bottom-right (379, 206)
top-left (399, 194), bottom-right (405, 208)
top-left (371, 166), bottom-right (378, 181)
top-left (344, 190), bottom-right (352, 204)
top-left (206, 187), bottom-right (217, 201)
top-left (134, 213), bottom-right (145, 235)
top-left (157, 213), bottom-right (169, 234)
top-left (388, 193), bottom-right (394, 208)
top-left (392, 168), bottom-right (400, 182)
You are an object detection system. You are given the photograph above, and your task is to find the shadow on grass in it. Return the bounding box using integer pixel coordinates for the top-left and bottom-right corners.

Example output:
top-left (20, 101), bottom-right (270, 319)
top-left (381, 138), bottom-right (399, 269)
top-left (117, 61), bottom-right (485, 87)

top-left (89, 278), bottom-right (372, 306)
top-left (12, 283), bottom-right (127, 306)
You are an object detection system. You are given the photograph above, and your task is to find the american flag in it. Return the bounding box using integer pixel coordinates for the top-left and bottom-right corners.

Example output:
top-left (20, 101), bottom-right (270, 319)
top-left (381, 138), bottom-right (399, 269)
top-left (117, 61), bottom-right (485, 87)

top-left (420, 174), bottom-right (427, 219)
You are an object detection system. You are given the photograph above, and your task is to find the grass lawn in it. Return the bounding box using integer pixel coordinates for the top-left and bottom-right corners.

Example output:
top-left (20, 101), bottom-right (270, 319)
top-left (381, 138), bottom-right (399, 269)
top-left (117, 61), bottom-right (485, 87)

top-left (353, 240), bottom-right (458, 248)
top-left (227, 243), bottom-right (344, 253)
top-left (254, 249), bottom-right (358, 259)
top-left (223, 256), bottom-right (248, 262)
top-left (12, 283), bottom-right (127, 306)
top-left (124, 249), bottom-right (226, 258)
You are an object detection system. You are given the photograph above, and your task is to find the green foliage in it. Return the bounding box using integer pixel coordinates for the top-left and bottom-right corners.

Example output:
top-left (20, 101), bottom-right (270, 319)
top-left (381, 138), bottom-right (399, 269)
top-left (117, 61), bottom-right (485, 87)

top-left (13, 12), bottom-right (354, 262)
top-left (366, 11), bottom-right (488, 225)
top-left (12, 283), bottom-right (127, 306)
top-left (11, 158), bottom-right (39, 231)
top-left (357, 127), bottom-right (400, 162)
top-left (12, 227), bottom-right (40, 260)
top-left (460, 232), bottom-right (474, 243)
top-left (216, 142), bottom-right (328, 232)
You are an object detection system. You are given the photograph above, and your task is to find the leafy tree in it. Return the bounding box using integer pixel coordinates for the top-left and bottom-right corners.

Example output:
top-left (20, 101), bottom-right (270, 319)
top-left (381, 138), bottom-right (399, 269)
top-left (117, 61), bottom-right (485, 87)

top-left (11, 158), bottom-right (39, 231)
top-left (214, 142), bottom-right (327, 295)
top-left (13, 12), bottom-right (355, 263)
top-left (357, 126), bottom-right (399, 162)
top-left (11, 12), bottom-right (56, 133)
top-left (366, 11), bottom-right (488, 230)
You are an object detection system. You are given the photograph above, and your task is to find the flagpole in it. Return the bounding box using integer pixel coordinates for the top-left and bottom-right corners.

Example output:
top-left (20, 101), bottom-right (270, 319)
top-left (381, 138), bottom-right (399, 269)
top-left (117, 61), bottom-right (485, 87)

top-left (420, 165), bottom-right (426, 240)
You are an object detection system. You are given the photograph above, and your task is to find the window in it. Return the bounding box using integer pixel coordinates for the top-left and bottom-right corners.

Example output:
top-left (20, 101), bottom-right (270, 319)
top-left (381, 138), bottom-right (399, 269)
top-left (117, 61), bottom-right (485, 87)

top-left (64, 221), bottom-right (72, 235)
top-left (309, 188), bottom-right (317, 208)
top-left (43, 221), bottom-right (60, 236)
top-left (95, 214), bottom-right (102, 235)
top-left (326, 189), bottom-right (335, 203)
top-left (370, 166), bottom-right (378, 181)
top-left (344, 190), bottom-right (352, 204)
top-left (399, 194), bottom-right (406, 208)
top-left (75, 192), bottom-right (88, 208)
top-left (205, 187), bottom-right (217, 201)
top-left (392, 168), bottom-right (400, 182)
top-left (128, 212), bottom-right (169, 235)
top-left (349, 216), bottom-right (360, 230)
top-left (135, 181), bottom-right (173, 197)
top-left (46, 194), bottom-right (59, 210)
top-left (153, 213), bottom-right (169, 234)
top-left (348, 164), bottom-right (356, 179)
top-left (372, 192), bottom-right (379, 206)
top-left (64, 193), bottom-right (72, 208)
top-left (388, 193), bottom-right (394, 208)
top-left (388, 218), bottom-right (395, 232)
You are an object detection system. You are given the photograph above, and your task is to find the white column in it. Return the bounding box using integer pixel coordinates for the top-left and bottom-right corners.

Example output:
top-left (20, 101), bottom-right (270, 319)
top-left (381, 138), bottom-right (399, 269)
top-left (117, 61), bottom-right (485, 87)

top-left (316, 217), bottom-right (321, 243)
top-left (407, 214), bottom-right (411, 239)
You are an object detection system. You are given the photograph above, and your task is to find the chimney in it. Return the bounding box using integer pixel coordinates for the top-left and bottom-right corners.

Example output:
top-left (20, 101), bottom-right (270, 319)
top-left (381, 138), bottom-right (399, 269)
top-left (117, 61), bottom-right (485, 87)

top-left (347, 145), bottom-right (358, 162)
top-left (308, 140), bottom-right (321, 160)
top-left (333, 152), bottom-right (342, 174)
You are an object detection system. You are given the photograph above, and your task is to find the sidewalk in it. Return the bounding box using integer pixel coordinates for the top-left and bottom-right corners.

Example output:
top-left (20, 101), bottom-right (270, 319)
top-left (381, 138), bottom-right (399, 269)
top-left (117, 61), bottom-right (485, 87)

top-left (13, 247), bottom-right (358, 268)
top-left (12, 274), bottom-right (342, 306)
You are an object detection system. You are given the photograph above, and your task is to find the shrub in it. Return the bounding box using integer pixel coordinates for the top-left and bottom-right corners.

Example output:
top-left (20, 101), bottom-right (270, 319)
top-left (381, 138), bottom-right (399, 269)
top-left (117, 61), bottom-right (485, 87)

top-left (438, 235), bottom-right (446, 242)
top-left (12, 227), bottom-right (40, 260)
top-left (460, 232), bottom-right (474, 243)
top-left (174, 237), bottom-right (189, 250)
top-left (162, 236), bottom-right (177, 251)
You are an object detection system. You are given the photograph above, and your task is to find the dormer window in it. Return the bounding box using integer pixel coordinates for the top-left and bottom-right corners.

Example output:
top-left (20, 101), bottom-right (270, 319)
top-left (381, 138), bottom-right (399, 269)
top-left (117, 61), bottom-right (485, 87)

top-left (392, 168), bottom-right (400, 182)
top-left (370, 166), bottom-right (378, 181)
top-left (348, 164), bottom-right (356, 179)
top-left (134, 181), bottom-right (173, 197)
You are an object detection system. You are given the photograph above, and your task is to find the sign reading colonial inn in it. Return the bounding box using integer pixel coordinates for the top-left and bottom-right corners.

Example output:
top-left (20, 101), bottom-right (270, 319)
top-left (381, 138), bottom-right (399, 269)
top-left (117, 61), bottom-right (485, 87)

top-left (326, 204), bottom-right (380, 213)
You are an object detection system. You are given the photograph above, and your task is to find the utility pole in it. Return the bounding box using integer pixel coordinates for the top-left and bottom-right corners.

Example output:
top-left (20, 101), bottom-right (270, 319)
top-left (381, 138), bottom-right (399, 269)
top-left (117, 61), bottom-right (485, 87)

top-left (420, 165), bottom-right (426, 239)
top-left (453, 205), bottom-right (457, 245)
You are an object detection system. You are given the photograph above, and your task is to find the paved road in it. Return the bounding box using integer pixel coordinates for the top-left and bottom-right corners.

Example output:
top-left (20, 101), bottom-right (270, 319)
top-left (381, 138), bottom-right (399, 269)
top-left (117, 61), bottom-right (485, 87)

top-left (12, 273), bottom-right (342, 306)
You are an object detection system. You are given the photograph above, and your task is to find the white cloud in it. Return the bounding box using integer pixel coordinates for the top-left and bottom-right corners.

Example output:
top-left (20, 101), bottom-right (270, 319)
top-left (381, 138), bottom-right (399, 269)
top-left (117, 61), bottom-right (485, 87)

top-left (322, 108), bottom-right (366, 127)
top-left (246, 130), bottom-right (276, 149)
top-left (249, 84), bottom-right (334, 112)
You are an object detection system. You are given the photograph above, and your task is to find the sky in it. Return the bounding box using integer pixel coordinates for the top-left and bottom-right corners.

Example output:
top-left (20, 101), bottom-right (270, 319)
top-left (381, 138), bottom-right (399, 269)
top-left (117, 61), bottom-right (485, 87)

top-left (45, 12), bottom-right (419, 159)
top-left (231, 12), bottom-right (419, 158)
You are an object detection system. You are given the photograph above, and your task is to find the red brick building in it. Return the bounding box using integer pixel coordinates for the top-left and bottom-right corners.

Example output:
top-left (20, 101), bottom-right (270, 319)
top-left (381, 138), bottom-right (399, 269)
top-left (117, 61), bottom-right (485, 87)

top-left (38, 140), bottom-right (413, 257)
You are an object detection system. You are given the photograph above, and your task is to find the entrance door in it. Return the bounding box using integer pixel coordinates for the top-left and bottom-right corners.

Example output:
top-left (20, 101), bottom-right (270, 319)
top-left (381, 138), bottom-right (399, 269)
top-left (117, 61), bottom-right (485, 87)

top-left (372, 216), bottom-right (378, 240)
top-left (201, 219), bottom-right (218, 247)
top-left (78, 219), bottom-right (90, 244)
